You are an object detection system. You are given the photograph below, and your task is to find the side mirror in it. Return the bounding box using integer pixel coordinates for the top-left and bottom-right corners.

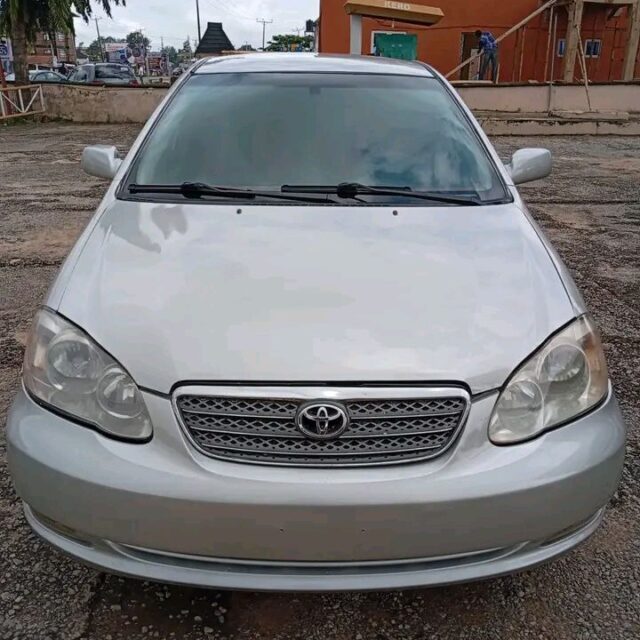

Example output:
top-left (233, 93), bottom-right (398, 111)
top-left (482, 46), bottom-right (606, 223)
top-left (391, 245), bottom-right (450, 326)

top-left (507, 148), bottom-right (552, 185)
top-left (81, 145), bottom-right (123, 180)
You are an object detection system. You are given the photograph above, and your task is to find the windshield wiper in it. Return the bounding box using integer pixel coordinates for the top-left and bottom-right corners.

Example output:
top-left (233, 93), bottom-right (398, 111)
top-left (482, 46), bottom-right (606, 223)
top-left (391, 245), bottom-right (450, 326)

top-left (281, 182), bottom-right (482, 206)
top-left (128, 182), bottom-right (338, 204)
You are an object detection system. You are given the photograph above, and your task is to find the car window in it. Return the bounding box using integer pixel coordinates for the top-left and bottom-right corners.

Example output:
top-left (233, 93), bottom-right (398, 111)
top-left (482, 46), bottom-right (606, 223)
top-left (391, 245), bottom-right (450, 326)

top-left (128, 73), bottom-right (507, 203)
top-left (70, 67), bottom-right (89, 82)
top-left (95, 65), bottom-right (133, 80)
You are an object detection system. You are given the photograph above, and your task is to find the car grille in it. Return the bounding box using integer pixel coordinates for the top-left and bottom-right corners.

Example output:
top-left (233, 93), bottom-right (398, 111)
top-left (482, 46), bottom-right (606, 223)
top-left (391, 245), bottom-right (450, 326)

top-left (175, 389), bottom-right (469, 467)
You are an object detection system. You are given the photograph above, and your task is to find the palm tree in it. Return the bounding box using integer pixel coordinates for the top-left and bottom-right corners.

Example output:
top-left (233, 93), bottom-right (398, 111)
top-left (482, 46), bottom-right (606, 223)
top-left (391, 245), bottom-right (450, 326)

top-left (0, 0), bottom-right (124, 84)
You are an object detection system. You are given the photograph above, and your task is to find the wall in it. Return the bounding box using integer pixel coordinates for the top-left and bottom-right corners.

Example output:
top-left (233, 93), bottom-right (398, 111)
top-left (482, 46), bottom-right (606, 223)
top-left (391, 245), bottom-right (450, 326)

top-left (41, 81), bottom-right (640, 126)
top-left (318, 0), bottom-right (640, 81)
top-left (457, 82), bottom-right (640, 114)
top-left (42, 84), bottom-right (168, 123)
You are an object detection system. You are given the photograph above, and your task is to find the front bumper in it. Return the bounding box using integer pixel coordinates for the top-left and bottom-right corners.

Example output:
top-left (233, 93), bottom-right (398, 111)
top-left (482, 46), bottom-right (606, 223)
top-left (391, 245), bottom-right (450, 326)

top-left (7, 386), bottom-right (625, 590)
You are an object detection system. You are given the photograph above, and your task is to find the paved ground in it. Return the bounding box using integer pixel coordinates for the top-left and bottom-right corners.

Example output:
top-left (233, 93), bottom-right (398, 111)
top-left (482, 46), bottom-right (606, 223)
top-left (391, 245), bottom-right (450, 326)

top-left (0, 122), bottom-right (638, 640)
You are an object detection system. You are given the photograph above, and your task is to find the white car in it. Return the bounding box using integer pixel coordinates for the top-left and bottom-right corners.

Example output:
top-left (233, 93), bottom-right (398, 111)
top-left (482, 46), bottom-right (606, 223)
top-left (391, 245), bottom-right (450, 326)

top-left (7, 54), bottom-right (625, 592)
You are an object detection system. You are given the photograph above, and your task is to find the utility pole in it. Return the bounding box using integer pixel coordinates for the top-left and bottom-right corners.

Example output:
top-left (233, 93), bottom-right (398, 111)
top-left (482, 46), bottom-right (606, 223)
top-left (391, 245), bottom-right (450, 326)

top-left (195, 0), bottom-right (202, 46)
top-left (257, 18), bottom-right (273, 51)
top-left (94, 17), bottom-right (104, 61)
top-left (292, 27), bottom-right (304, 36)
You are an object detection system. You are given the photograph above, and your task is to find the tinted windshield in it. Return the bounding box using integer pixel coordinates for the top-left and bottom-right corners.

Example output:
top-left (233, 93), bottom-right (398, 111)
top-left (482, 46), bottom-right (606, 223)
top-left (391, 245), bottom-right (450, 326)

top-left (127, 72), bottom-right (507, 203)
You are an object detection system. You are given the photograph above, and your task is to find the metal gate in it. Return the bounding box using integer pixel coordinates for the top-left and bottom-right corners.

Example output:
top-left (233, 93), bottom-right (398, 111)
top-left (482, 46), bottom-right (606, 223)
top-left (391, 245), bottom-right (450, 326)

top-left (0, 84), bottom-right (45, 120)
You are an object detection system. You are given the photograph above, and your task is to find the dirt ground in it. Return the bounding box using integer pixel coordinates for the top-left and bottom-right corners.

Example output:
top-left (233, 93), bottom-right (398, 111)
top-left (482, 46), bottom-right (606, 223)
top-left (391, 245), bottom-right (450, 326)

top-left (0, 122), bottom-right (639, 640)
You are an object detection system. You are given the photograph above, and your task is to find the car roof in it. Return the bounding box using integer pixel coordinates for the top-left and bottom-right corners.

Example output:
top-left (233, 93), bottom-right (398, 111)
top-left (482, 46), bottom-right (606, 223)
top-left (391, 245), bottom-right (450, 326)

top-left (194, 53), bottom-right (434, 77)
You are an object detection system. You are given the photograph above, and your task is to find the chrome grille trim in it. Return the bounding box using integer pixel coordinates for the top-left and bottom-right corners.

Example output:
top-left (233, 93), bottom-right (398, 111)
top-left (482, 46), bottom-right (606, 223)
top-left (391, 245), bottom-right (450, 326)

top-left (173, 386), bottom-right (470, 468)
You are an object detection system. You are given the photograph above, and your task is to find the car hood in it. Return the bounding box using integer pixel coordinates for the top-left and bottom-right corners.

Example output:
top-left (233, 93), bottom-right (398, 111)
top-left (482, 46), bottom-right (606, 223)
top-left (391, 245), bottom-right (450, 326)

top-left (56, 201), bottom-right (574, 394)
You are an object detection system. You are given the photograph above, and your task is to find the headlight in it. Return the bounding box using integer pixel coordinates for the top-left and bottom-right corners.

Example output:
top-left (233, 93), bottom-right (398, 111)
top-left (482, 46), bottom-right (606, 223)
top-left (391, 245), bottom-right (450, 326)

top-left (23, 308), bottom-right (152, 441)
top-left (489, 315), bottom-right (608, 444)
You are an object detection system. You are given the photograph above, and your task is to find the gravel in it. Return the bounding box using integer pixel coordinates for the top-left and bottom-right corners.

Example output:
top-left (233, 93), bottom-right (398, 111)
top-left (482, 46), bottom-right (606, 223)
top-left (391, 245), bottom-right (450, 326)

top-left (0, 122), bottom-right (638, 640)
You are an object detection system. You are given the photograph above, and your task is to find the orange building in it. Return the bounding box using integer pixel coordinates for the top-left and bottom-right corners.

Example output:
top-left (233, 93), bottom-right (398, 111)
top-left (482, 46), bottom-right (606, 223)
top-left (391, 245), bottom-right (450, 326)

top-left (318, 0), bottom-right (640, 82)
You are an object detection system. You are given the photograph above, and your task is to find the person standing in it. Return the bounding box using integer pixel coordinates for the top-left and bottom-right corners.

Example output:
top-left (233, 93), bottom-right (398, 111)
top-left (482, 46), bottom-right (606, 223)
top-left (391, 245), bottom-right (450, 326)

top-left (475, 29), bottom-right (498, 82)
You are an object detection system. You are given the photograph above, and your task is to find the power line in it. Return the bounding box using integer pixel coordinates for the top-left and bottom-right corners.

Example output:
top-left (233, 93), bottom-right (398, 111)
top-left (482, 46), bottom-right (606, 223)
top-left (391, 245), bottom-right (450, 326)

top-left (204, 0), bottom-right (255, 22)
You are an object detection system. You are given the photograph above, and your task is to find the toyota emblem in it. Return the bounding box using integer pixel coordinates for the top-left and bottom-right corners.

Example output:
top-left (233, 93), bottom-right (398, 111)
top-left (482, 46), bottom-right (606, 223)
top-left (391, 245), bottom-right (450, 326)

top-left (296, 402), bottom-right (349, 440)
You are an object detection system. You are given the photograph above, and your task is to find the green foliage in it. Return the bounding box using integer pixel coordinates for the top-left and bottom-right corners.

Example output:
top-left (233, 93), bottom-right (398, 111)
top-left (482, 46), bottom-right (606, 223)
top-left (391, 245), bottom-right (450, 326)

top-left (0, 0), bottom-right (126, 40)
top-left (0, 0), bottom-right (126, 81)
top-left (161, 45), bottom-right (178, 65)
top-left (266, 34), bottom-right (313, 52)
top-left (85, 35), bottom-right (121, 61)
top-left (178, 38), bottom-right (192, 63)
top-left (126, 29), bottom-right (150, 51)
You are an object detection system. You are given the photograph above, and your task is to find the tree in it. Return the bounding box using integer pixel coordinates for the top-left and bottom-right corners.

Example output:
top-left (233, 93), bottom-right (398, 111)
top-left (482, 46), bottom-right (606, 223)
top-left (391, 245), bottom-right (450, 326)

top-left (0, 0), bottom-right (125, 83)
top-left (266, 34), bottom-right (313, 52)
top-left (162, 45), bottom-right (178, 66)
top-left (126, 29), bottom-right (150, 56)
top-left (86, 35), bottom-right (119, 62)
top-left (178, 38), bottom-right (192, 63)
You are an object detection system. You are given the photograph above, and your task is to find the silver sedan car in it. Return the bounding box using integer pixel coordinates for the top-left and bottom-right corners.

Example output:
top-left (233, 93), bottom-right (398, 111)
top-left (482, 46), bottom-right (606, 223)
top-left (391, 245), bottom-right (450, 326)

top-left (7, 54), bottom-right (625, 591)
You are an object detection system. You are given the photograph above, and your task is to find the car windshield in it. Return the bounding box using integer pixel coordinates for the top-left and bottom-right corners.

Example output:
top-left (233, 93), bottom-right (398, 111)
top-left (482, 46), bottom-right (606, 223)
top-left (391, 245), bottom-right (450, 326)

top-left (126, 72), bottom-right (508, 204)
top-left (96, 65), bottom-right (133, 79)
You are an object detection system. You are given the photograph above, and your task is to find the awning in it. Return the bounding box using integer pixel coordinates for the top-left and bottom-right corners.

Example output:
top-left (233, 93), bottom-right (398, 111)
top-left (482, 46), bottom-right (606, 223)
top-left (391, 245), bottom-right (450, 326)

top-left (344, 0), bottom-right (444, 26)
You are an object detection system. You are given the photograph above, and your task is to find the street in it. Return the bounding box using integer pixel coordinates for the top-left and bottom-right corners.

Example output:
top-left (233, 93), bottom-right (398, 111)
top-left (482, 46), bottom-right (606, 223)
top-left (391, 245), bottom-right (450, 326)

top-left (1, 122), bottom-right (639, 640)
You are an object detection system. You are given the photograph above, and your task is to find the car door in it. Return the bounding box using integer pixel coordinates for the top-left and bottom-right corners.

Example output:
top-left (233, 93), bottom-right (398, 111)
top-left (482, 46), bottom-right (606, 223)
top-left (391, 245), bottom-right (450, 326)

top-left (69, 66), bottom-right (91, 84)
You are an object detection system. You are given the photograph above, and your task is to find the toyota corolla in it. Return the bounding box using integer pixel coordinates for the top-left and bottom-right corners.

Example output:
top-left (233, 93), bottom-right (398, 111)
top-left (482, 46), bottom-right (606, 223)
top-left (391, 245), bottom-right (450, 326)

top-left (7, 54), bottom-right (625, 591)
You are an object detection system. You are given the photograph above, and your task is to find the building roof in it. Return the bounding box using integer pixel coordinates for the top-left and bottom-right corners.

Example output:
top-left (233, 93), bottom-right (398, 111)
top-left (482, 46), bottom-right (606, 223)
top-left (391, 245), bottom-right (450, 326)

top-left (195, 22), bottom-right (234, 55)
top-left (194, 52), bottom-right (435, 76)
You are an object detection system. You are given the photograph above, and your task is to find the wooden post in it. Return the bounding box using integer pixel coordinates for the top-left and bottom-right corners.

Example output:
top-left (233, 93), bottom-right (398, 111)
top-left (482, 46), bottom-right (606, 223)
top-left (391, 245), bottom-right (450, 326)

top-left (548, 13), bottom-right (558, 112)
top-left (543, 6), bottom-right (555, 82)
top-left (622, 1), bottom-right (640, 81)
top-left (578, 36), bottom-right (592, 110)
top-left (563, 0), bottom-right (584, 82)
top-left (518, 27), bottom-right (527, 82)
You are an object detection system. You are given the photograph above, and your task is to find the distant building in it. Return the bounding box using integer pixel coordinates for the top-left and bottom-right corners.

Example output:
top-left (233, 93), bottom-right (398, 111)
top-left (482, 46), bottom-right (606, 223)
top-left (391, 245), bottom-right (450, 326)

top-left (0, 30), bottom-right (77, 74)
top-left (29, 31), bottom-right (77, 67)
top-left (195, 22), bottom-right (234, 57)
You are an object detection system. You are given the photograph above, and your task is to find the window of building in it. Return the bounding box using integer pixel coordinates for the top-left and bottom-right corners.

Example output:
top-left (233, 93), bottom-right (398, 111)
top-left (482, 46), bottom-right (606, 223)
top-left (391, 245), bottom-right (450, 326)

top-left (370, 30), bottom-right (407, 54)
top-left (584, 39), bottom-right (602, 58)
top-left (557, 39), bottom-right (566, 57)
top-left (57, 33), bottom-right (66, 43)
top-left (43, 33), bottom-right (50, 41)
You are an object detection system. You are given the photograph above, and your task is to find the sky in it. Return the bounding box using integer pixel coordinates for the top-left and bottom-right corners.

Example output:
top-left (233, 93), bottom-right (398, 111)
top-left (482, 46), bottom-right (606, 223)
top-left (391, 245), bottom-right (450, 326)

top-left (73, 0), bottom-right (319, 52)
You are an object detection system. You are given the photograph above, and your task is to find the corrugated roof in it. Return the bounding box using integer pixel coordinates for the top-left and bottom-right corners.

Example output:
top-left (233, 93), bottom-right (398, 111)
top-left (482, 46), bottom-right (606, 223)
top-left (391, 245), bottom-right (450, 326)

top-left (195, 22), bottom-right (234, 55)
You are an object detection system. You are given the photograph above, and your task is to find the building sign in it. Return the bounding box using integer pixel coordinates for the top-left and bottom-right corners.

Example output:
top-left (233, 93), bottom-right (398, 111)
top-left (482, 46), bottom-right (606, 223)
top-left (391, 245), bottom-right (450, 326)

top-left (105, 42), bottom-right (131, 64)
top-left (344, 0), bottom-right (444, 25)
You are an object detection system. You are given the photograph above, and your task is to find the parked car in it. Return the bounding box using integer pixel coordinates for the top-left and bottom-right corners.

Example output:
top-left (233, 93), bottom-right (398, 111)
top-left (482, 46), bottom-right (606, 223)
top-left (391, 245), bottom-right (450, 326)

top-left (30, 70), bottom-right (68, 83)
top-left (7, 53), bottom-right (625, 592)
top-left (67, 63), bottom-right (139, 86)
top-left (4, 70), bottom-right (66, 83)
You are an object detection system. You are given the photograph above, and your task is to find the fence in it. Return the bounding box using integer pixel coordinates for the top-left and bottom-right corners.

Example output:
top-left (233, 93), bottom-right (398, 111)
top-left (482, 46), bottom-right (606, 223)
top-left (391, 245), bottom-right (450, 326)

top-left (0, 84), bottom-right (45, 120)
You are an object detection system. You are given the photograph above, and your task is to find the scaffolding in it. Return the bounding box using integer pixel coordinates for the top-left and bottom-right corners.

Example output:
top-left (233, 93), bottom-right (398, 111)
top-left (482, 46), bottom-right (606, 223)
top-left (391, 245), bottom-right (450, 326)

top-left (447, 0), bottom-right (640, 83)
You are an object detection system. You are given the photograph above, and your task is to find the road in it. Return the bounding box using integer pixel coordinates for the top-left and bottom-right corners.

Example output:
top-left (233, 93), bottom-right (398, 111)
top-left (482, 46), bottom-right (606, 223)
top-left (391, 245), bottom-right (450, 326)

top-left (0, 123), bottom-right (638, 640)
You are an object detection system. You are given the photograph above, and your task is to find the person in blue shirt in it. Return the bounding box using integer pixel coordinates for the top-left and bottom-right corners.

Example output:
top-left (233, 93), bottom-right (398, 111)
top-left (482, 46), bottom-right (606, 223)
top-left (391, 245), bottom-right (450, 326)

top-left (475, 30), bottom-right (498, 82)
